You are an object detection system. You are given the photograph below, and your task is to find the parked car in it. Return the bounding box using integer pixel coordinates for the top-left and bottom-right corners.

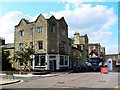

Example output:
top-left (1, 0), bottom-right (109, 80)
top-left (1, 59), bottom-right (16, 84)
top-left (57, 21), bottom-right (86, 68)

top-left (73, 65), bottom-right (87, 72)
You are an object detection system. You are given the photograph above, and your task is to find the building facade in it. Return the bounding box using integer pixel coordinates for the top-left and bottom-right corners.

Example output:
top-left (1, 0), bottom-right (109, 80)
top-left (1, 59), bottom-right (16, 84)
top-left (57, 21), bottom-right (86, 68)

top-left (14, 14), bottom-right (70, 71)
top-left (88, 43), bottom-right (105, 60)
top-left (72, 32), bottom-right (89, 60)
top-left (0, 37), bottom-right (5, 46)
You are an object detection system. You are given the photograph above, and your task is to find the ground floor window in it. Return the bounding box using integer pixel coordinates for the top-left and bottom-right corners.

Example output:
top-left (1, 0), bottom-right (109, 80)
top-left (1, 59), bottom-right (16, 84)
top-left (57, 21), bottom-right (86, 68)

top-left (60, 55), bottom-right (69, 66)
top-left (60, 56), bottom-right (64, 65)
top-left (19, 58), bottom-right (23, 67)
top-left (35, 55), bottom-right (45, 67)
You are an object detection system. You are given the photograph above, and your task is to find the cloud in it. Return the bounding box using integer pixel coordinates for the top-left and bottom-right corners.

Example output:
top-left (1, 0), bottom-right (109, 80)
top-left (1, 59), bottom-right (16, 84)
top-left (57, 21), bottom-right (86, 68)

top-left (105, 45), bottom-right (118, 54)
top-left (0, 11), bottom-right (33, 43)
top-left (50, 4), bottom-right (117, 43)
top-left (0, 11), bottom-right (48, 43)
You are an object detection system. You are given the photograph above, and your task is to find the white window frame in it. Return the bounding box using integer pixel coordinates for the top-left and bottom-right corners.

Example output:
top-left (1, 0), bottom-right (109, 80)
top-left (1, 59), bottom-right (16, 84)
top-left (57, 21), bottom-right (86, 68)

top-left (19, 30), bottom-right (24, 37)
top-left (60, 55), bottom-right (69, 67)
top-left (37, 26), bottom-right (43, 34)
top-left (35, 55), bottom-right (46, 67)
top-left (37, 41), bottom-right (43, 50)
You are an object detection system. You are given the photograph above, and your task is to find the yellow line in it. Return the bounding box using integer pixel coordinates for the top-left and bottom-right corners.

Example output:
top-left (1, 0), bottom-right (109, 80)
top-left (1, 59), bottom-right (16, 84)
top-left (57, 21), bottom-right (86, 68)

top-left (0, 79), bottom-right (24, 87)
top-left (114, 85), bottom-right (120, 90)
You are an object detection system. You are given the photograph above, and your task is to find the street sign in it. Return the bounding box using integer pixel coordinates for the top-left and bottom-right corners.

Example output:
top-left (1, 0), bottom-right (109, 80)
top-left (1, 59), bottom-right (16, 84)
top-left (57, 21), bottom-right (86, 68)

top-left (101, 67), bottom-right (108, 73)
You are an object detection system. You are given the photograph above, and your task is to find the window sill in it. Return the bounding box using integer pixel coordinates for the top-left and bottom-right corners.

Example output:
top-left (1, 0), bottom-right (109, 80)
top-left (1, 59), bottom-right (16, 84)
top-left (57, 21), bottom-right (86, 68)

top-left (19, 66), bottom-right (23, 67)
top-left (59, 65), bottom-right (69, 67)
top-left (35, 66), bottom-right (46, 68)
top-left (38, 49), bottom-right (43, 51)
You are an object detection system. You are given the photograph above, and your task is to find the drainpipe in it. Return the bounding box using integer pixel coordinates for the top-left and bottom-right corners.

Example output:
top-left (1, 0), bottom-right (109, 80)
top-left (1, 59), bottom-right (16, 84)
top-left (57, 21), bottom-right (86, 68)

top-left (32, 22), bottom-right (35, 71)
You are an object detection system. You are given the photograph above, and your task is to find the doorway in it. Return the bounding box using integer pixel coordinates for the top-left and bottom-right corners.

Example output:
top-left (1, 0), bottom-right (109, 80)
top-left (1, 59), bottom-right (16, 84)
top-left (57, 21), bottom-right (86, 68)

top-left (49, 60), bottom-right (56, 71)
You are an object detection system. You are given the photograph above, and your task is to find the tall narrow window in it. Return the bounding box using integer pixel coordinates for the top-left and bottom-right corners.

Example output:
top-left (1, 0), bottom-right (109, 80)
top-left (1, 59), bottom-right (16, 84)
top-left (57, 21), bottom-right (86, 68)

top-left (30, 28), bottom-right (33, 35)
top-left (65, 56), bottom-right (68, 65)
top-left (62, 29), bottom-right (65, 35)
top-left (35, 55), bottom-right (39, 66)
top-left (61, 41), bottom-right (66, 52)
top-left (19, 58), bottom-right (23, 67)
top-left (19, 30), bottom-right (24, 36)
top-left (38, 27), bottom-right (43, 33)
top-left (60, 56), bottom-right (64, 65)
top-left (19, 43), bottom-right (24, 51)
top-left (30, 42), bottom-right (33, 48)
top-left (40, 56), bottom-right (45, 66)
top-left (51, 26), bottom-right (55, 32)
top-left (38, 41), bottom-right (43, 50)
top-left (73, 51), bottom-right (76, 56)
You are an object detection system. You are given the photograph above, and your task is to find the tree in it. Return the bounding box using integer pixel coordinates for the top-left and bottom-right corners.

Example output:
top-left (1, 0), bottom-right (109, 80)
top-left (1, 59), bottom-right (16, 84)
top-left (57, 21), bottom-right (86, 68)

top-left (2, 47), bottom-right (12, 71)
top-left (13, 45), bottom-right (35, 71)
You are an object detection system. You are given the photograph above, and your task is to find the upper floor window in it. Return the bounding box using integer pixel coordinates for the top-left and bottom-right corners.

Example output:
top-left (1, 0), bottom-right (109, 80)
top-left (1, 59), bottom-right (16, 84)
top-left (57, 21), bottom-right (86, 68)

top-left (38, 27), bottom-right (43, 34)
top-left (80, 53), bottom-right (81, 57)
top-left (61, 41), bottom-right (66, 52)
top-left (51, 26), bottom-right (55, 32)
top-left (73, 51), bottom-right (76, 56)
top-left (62, 29), bottom-right (65, 35)
top-left (19, 30), bottom-right (24, 37)
top-left (69, 46), bottom-right (71, 53)
top-left (38, 41), bottom-right (43, 50)
top-left (30, 42), bottom-right (33, 48)
top-left (30, 28), bottom-right (33, 35)
top-left (90, 47), bottom-right (93, 51)
top-left (19, 43), bottom-right (24, 51)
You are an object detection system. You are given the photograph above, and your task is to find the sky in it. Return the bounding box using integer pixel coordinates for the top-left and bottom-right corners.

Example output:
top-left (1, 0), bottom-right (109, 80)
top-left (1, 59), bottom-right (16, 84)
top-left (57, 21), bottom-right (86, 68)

top-left (0, 0), bottom-right (119, 54)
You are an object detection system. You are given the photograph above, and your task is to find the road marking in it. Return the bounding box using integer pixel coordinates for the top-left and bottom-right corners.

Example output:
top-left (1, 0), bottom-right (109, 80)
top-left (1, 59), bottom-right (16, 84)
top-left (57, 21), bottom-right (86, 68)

top-left (114, 85), bottom-right (120, 90)
top-left (0, 79), bottom-right (23, 87)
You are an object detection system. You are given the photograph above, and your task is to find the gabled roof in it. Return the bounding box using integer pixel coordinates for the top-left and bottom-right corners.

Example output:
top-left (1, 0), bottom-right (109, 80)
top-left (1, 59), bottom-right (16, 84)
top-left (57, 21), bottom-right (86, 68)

top-left (47, 15), bottom-right (57, 21)
top-left (15, 18), bottom-right (30, 27)
top-left (35, 14), bottom-right (46, 23)
top-left (59, 17), bottom-right (68, 26)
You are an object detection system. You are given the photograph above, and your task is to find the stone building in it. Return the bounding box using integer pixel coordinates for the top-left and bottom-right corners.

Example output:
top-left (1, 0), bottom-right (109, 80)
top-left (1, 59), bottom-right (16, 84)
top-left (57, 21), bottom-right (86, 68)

top-left (4, 43), bottom-right (14, 68)
top-left (88, 43), bottom-right (105, 60)
top-left (14, 14), bottom-right (70, 71)
top-left (72, 32), bottom-right (89, 60)
top-left (105, 54), bottom-right (120, 60)
top-left (0, 37), bottom-right (5, 46)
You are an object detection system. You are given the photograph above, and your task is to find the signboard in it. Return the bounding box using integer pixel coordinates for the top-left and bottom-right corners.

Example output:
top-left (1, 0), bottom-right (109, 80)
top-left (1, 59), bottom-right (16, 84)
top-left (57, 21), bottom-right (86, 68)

top-left (101, 67), bottom-right (108, 73)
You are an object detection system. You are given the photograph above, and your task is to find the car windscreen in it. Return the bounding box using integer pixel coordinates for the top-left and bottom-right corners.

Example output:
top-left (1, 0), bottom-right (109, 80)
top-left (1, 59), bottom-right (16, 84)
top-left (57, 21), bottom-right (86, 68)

top-left (90, 58), bottom-right (100, 62)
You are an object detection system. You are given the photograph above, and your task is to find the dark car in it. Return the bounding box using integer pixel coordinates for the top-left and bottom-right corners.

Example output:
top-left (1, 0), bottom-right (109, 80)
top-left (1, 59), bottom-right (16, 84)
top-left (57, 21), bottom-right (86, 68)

top-left (73, 65), bottom-right (87, 72)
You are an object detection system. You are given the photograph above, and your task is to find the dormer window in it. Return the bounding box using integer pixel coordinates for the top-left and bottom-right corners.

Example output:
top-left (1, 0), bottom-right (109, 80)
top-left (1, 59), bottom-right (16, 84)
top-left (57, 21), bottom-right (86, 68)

top-left (51, 26), bottom-right (55, 32)
top-left (19, 30), bottom-right (24, 37)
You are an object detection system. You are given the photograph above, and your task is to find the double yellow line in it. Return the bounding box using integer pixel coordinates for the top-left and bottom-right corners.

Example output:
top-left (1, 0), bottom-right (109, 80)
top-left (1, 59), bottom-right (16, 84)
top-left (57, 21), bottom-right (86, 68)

top-left (114, 85), bottom-right (120, 90)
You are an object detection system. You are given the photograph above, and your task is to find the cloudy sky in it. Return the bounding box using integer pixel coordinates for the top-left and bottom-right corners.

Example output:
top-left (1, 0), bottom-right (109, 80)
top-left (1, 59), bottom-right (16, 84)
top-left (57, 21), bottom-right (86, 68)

top-left (0, 0), bottom-right (119, 54)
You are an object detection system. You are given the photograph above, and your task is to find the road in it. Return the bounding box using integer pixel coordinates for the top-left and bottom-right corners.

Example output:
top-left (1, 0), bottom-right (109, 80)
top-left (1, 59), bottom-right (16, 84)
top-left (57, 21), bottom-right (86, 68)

top-left (2, 72), bottom-right (119, 89)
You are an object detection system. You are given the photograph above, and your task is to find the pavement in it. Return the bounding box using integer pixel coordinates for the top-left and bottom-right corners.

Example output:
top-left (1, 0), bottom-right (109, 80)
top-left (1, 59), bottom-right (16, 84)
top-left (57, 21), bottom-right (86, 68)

top-left (0, 78), bottom-right (21, 86)
top-left (0, 73), bottom-right (59, 86)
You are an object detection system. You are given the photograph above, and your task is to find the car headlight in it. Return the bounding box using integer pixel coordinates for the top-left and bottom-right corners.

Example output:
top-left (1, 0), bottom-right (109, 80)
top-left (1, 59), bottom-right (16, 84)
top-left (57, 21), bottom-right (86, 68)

top-left (99, 62), bottom-right (102, 66)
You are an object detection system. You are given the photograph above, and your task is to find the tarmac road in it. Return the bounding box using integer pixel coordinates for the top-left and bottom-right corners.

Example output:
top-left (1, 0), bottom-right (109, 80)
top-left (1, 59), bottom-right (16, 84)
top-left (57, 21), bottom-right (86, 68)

top-left (2, 72), bottom-right (119, 89)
